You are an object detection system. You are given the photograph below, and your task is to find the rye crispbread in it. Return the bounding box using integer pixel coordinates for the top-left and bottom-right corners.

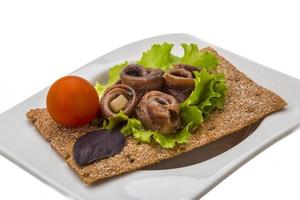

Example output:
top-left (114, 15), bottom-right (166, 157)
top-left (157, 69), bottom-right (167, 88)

top-left (26, 47), bottom-right (287, 184)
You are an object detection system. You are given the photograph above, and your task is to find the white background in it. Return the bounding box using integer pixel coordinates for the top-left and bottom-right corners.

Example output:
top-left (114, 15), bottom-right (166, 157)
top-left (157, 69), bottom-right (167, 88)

top-left (0, 0), bottom-right (300, 199)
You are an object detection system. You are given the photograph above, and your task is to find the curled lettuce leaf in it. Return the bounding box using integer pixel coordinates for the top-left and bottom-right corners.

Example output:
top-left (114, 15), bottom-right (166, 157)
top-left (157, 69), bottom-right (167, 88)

top-left (102, 110), bottom-right (129, 130)
top-left (180, 105), bottom-right (203, 128)
top-left (137, 42), bottom-right (174, 71)
top-left (137, 43), bottom-right (218, 71)
top-left (104, 112), bottom-right (191, 148)
top-left (176, 44), bottom-right (219, 69)
top-left (152, 124), bottom-right (191, 148)
top-left (180, 68), bottom-right (227, 127)
top-left (181, 69), bottom-right (214, 107)
top-left (95, 61), bottom-right (128, 96)
top-left (198, 73), bottom-right (226, 117)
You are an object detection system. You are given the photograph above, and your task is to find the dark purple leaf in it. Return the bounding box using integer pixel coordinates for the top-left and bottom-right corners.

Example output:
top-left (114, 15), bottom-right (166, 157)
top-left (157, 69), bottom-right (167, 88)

top-left (73, 129), bottom-right (126, 167)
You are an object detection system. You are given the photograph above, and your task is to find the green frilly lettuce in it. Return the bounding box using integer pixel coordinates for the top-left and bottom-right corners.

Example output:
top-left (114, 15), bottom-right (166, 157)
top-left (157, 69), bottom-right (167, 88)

top-left (180, 69), bottom-right (227, 128)
top-left (95, 61), bottom-right (127, 96)
top-left (103, 111), bottom-right (192, 148)
top-left (137, 43), bottom-right (219, 71)
top-left (137, 42), bottom-right (175, 71)
top-left (177, 44), bottom-right (219, 69)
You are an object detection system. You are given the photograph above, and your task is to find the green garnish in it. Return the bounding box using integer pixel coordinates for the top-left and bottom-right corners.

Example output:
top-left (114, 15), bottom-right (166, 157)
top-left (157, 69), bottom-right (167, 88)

top-left (95, 61), bottom-right (127, 96)
top-left (103, 111), bottom-right (191, 148)
top-left (137, 43), bottom-right (219, 71)
top-left (176, 44), bottom-right (219, 69)
top-left (180, 69), bottom-right (227, 128)
top-left (137, 42), bottom-right (174, 71)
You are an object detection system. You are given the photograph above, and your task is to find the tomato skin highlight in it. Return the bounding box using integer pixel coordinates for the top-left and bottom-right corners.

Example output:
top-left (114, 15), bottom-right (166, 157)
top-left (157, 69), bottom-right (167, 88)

top-left (46, 76), bottom-right (100, 127)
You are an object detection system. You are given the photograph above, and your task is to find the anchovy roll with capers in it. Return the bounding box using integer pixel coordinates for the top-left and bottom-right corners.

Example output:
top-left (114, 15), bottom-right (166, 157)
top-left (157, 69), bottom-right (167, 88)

top-left (120, 64), bottom-right (164, 99)
top-left (163, 64), bottom-right (201, 102)
top-left (136, 91), bottom-right (181, 134)
top-left (100, 84), bottom-right (137, 118)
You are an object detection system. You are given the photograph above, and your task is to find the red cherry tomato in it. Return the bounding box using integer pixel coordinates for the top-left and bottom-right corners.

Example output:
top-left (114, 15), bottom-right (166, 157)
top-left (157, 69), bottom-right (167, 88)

top-left (46, 76), bottom-right (100, 127)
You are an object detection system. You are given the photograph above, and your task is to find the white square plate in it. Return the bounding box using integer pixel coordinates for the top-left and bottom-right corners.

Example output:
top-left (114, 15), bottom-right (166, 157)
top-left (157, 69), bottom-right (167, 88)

top-left (1, 34), bottom-right (300, 200)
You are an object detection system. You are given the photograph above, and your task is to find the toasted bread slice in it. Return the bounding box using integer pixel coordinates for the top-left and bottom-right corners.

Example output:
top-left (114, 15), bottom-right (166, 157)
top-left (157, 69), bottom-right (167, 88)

top-left (26, 48), bottom-right (287, 184)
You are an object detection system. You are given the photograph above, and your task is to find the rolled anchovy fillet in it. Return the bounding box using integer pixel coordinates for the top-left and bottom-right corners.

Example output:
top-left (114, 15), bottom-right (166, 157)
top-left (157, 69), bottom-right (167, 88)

top-left (136, 91), bottom-right (181, 135)
top-left (163, 65), bottom-right (201, 102)
top-left (174, 64), bottom-right (201, 74)
top-left (101, 84), bottom-right (137, 118)
top-left (120, 64), bottom-right (164, 99)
